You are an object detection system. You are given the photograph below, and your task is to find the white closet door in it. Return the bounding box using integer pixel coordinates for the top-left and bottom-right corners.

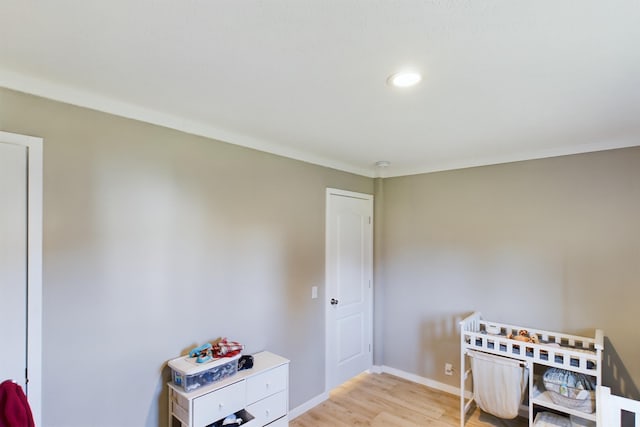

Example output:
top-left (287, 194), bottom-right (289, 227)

top-left (326, 189), bottom-right (373, 390)
top-left (0, 142), bottom-right (28, 387)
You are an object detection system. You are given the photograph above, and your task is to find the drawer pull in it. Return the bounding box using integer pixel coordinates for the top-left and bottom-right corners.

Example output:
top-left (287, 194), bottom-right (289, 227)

top-left (266, 382), bottom-right (270, 389)
top-left (219, 403), bottom-right (224, 409)
top-left (266, 409), bottom-right (270, 417)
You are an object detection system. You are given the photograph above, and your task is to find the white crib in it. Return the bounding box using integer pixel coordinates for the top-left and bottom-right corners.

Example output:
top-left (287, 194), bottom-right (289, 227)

top-left (460, 312), bottom-right (640, 426)
top-left (598, 386), bottom-right (640, 427)
top-left (460, 312), bottom-right (603, 426)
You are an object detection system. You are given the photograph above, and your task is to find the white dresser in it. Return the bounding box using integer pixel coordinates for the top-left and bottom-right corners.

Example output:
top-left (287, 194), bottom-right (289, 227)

top-left (168, 351), bottom-right (289, 427)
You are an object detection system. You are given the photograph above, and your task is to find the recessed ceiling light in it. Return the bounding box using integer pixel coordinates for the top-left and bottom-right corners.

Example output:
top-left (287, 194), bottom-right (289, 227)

top-left (387, 71), bottom-right (422, 88)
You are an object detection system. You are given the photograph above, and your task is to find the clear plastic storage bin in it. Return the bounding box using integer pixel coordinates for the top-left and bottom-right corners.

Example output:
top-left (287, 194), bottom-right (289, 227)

top-left (169, 353), bottom-right (240, 392)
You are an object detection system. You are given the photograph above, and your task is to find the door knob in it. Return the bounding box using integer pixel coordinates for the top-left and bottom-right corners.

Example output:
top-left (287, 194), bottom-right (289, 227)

top-left (330, 298), bottom-right (339, 305)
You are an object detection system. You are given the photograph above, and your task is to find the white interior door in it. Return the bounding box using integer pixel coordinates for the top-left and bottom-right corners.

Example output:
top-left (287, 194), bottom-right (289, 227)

top-left (325, 188), bottom-right (373, 390)
top-left (0, 132), bottom-right (43, 426)
top-left (0, 142), bottom-right (28, 387)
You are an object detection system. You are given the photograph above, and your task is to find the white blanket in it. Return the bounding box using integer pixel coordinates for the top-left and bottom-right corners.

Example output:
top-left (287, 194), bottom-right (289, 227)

top-left (469, 350), bottom-right (528, 419)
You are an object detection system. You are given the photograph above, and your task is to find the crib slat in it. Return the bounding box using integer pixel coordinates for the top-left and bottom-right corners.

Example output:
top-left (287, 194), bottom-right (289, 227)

top-left (598, 386), bottom-right (640, 427)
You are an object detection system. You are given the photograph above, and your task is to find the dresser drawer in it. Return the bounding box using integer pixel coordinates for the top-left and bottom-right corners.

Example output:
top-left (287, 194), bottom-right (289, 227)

top-left (193, 380), bottom-right (246, 427)
top-left (246, 365), bottom-right (288, 404)
top-left (265, 415), bottom-right (288, 427)
top-left (246, 390), bottom-right (287, 426)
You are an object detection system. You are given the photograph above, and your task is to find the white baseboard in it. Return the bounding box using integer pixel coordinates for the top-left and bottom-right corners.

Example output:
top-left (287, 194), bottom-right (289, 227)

top-left (378, 365), bottom-right (463, 397)
top-left (289, 391), bottom-right (329, 420)
top-left (290, 366), bottom-right (469, 420)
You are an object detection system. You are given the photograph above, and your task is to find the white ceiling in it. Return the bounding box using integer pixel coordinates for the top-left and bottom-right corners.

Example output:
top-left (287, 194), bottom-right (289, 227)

top-left (1, 1), bottom-right (639, 177)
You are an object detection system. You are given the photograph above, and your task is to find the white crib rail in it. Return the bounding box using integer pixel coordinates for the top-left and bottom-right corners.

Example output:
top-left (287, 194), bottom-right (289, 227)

top-left (460, 312), bottom-right (602, 376)
top-left (599, 386), bottom-right (640, 427)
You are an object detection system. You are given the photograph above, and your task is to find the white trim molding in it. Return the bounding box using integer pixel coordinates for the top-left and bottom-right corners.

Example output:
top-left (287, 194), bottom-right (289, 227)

top-left (0, 69), bottom-right (374, 178)
top-left (376, 365), bottom-right (463, 397)
top-left (290, 367), bottom-right (471, 421)
top-left (0, 131), bottom-right (43, 427)
top-left (288, 391), bottom-right (330, 420)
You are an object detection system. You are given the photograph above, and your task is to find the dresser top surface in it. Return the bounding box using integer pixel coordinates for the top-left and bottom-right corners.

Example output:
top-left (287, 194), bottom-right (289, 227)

top-left (168, 351), bottom-right (289, 398)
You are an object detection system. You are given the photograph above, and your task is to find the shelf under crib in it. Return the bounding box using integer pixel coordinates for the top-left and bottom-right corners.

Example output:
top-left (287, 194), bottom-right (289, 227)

top-left (531, 383), bottom-right (597, 422)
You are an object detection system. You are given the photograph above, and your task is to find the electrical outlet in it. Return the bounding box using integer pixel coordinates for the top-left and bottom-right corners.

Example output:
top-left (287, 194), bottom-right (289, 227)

top-left (445, 363), bottom-right (454, 376)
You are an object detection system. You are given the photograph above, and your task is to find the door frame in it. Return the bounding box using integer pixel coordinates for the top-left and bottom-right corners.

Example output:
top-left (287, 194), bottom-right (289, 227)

top-left (324, 188), bottom-right (373, 392)
top-left (0, 131), bottom-right (42, 426)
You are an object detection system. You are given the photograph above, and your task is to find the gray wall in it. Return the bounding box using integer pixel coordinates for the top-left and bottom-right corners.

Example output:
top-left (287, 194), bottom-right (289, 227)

top-left (2, 85), bottom-right (640, 426)
top-left (378, 148), bottom-right (640, 396)
top-left (0, 87), bottom-right (373, 427)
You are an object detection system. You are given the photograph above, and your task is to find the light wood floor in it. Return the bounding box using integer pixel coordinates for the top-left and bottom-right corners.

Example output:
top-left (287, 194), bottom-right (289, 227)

top-left (290, 372), bottom-right (528, 427)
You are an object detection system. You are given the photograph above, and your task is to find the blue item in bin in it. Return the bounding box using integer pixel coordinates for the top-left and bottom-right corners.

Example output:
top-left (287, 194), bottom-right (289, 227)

top-left (189, 343), bottom-right (213, 363)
